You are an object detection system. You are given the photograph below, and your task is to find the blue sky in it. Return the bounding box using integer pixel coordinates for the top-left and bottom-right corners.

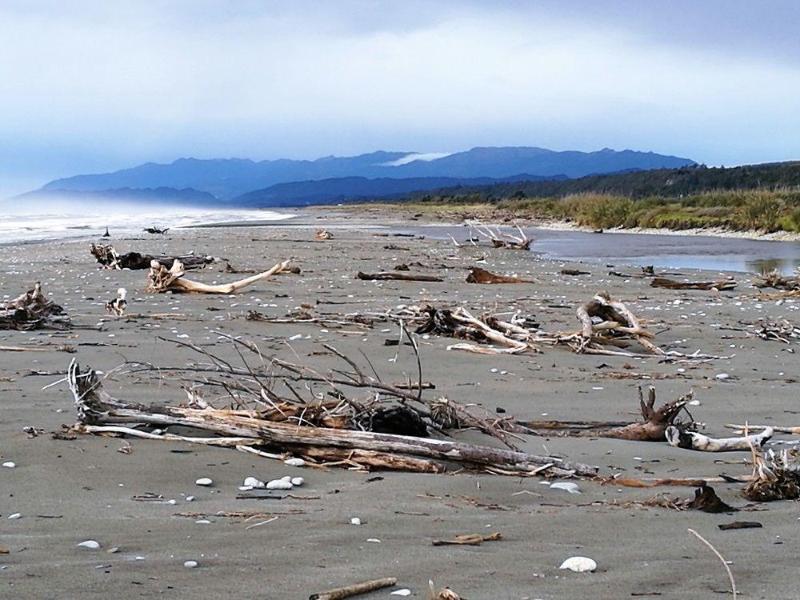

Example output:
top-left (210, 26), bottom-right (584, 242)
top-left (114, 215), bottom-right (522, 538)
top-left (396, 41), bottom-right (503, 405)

top-left (1, 0), bottom-right (799, 197)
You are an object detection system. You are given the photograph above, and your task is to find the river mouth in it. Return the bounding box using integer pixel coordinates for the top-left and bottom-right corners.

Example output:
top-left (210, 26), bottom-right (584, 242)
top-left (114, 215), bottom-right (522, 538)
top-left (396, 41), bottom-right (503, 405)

top-left (385, 223), bottom-right (800, 274)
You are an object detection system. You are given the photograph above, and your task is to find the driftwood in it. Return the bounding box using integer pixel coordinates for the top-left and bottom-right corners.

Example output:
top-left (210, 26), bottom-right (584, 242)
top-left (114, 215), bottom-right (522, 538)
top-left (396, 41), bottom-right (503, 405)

top-left (521, 387), bottom-right (694, 442)
top-left (666, 426), bottom-right (773, 452)
top-left (469, 222), bottom-right (532, 250)
top-left (143, 227), bottom-right (169, 234)
top-left (432, 532), bottom-right (502, 546)
top-left (0, 283), bottom-right (69, 330)
top-left (309, 577), bottom-right (397, 600)
top-left (753, 269), bottom-right (800, 291)
top-left (415, 306), bottom-right (532, 354)
top-left (574, 291), bottom-right (661, 355)
top-left (466, 267), bottom-right (533, 284)
top-left (560, 269), bottom-right (590, 276)
top-left (755, 319), bottom-right (800, 343)
top-left (147, 259), bottom-right (290, 294)
top-left (67, 360), bottom-right (597, 477)
top-left (744, 447), bottom-right (800, 502)
top-left (688, 485), bottom-right (736, 513)
top-left (651, 277), bottom-right (736, 291)
top-left (315, 229), bottom-right (333, 241)
top-left (357, 272), bottom-right (443, 282)
top-left (91, 244), bottom-right (213, 270)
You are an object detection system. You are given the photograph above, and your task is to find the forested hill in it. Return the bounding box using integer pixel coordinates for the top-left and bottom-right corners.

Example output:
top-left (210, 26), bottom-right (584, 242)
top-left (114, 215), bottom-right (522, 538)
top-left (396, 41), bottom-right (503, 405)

top-left (406, 162), bottom-right (800, 201)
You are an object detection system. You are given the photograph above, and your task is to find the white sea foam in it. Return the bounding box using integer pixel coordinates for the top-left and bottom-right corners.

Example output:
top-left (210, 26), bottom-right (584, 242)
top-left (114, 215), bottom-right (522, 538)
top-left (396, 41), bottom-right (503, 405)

top-left (0, 206), bottom-right (294, 245)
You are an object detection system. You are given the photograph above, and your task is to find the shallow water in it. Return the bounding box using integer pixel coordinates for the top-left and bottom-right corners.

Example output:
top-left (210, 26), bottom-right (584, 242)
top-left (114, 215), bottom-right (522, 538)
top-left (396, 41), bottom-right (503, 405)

top-left (392, 224), bottom-right (800, 274)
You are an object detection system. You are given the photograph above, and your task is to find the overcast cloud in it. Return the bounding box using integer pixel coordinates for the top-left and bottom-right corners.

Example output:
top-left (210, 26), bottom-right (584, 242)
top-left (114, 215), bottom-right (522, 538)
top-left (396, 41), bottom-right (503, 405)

top-left (1, 0), bottom-right (799, 197)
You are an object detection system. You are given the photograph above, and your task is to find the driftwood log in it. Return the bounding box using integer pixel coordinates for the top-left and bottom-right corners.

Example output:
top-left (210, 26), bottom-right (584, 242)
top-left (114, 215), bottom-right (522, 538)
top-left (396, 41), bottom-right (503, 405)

top-left (91, 244), bottom-right (213, 270)
top-left (0, 283), bottom-right (70, 330)
top-left (469, 222), bottom-right (532, 250)
top-left (357, 272), bottom-right (443, 282)
top-left (521, 387), bottom-right (694, 442)
top-left (665, 426), bottom-right (773, 451)
top-left (575, 291), bottom-right (661, 354)
top-left (651, 277), bottom-right (736, 291)
top-left (67, 361), bottom-right (597, 477)
top-left (309, 577), bottom-right (397, 600)
top-left (466, 267), bottom-right (533, 284)
top-left (146, 259), bottom-right (290, 294)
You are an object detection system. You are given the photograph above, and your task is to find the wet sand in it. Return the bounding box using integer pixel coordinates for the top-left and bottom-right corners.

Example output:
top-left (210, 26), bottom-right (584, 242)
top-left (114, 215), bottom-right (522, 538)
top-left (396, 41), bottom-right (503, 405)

top-left (1, 209), bottom-right (799, 599)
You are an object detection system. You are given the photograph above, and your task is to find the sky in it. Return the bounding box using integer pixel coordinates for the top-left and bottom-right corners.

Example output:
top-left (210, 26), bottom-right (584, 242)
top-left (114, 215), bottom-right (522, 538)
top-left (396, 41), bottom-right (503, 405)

top-left (1, 0), bottom-right (800, 197)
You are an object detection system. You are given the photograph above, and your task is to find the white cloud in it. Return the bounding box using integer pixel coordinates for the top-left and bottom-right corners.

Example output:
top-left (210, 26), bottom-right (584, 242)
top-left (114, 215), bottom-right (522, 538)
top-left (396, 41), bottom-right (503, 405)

top-left (0, 1), bottom-right (799, 195)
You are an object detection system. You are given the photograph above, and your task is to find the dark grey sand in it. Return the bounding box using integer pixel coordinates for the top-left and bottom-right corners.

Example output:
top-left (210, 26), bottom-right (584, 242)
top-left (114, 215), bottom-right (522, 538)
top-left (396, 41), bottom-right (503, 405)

top-left (1, 210), bottom-right (799, 599)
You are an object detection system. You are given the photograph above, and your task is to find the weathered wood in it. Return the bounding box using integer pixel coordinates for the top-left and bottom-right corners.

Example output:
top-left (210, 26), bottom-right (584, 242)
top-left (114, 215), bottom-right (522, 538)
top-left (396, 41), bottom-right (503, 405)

top-left (466, 267), bottom-right (533, 284)
top-left (357, 271), bottom-right (443, 282)
top-left (309, 577), bottom-right (397, 600)
top-left (651, 277), bottom-right (736, 291)
top-left (0, 282), bottom-right (69, 331)
top-left (90, 243), bottom-right (213, 270)
top-left (666, 426), bottom-right (773, 451)
top-left (147, 259), bottom-right (290, 294)
top-left (67, 361), bottom-right (597, 477)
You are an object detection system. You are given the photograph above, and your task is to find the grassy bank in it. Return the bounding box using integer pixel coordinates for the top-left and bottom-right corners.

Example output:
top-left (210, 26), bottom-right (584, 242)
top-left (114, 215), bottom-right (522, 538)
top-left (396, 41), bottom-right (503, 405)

top-left (389, 189), bottom-right (800, 234)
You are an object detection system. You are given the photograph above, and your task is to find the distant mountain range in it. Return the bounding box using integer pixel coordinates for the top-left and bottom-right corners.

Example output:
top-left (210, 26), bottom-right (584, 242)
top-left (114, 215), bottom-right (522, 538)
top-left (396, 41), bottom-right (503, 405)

top-left (27, 146), bottom-right (696, 207)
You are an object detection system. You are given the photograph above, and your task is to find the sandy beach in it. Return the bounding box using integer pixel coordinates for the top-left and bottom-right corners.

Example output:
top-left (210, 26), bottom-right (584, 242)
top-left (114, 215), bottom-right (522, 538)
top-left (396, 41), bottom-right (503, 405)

top-left (2, 208), bottom-right (799, 599)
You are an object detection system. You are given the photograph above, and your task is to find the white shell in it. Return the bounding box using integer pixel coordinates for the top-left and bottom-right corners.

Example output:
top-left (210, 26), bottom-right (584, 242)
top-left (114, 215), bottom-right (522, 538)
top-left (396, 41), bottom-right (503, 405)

top-left (284, 458), bottom-right (305, 467)
top-left (390, 590), bottom-right (412, 596)
top-left (7, 513), bottom-right (21, 520)
top-left (550, 481), bottom-right (581, 494)
top-left (559, 556), bottom-right (597, 572)
top-left (350, 517), bottom-right (362, 525)
top-left (290, 477), bottom-right (304, 487)
top-left (2, 462), bottom-right (16, 468)
top-left (195, 478), bottom-right (213, 487)
top-left (266, 479), bottom-right (294, 490)
top-left (183, 560), bottom-right (199, 568)
top-left (77, 540), bottom-right (101, 550)
top-left (243, 477), bottom-right (265, 489)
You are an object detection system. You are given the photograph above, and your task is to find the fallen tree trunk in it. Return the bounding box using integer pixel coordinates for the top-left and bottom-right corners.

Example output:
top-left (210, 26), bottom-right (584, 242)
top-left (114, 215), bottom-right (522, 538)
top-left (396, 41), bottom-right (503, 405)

top-left (651, 277), bottom-right (736, 291)
top-left (357, 271), bottom-right (443, 282)
top-left (466, 267), bottom-right (534, 284)
top-left (67, 361), bottom-right (597, 477)
top-left (90, 244), bottom-right (213, 270)
top-left (665, 426), bottom-right (773, 451)
top-left (147, 259), bottom-right (290, 294)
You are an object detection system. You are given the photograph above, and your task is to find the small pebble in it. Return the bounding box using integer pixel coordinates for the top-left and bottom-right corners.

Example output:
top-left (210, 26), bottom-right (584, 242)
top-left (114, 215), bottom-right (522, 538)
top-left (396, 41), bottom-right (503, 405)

top-left (7, 513), bottom-right (21, 520)
top-left (390, 590), bottom-right (412, 596)
top-left (2, 462), bottom-right (16, 469)
top-left (195, 478), bottom-right (213, 487)
top-left (290, 477), bottom-right (304, 487)
top-left (550, 482), bottom-right (581, 494)
top-left (183, 560), bottom-right (199, 568)
top-left (284, 458), bottom-right (305, 467)
top-left (350, 517), bottom-right (362, 525)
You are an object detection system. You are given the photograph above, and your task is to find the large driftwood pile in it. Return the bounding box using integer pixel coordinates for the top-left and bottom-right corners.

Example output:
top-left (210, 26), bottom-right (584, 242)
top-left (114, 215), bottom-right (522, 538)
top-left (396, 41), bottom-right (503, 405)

top-left (66, 351), bottom-right (597, 477)
top-left (754, 269), bottom-right (800, 291)
top-left (0, 283), bottom-right (69, 330)
top-left (90, 244), bottom-right (214, 270)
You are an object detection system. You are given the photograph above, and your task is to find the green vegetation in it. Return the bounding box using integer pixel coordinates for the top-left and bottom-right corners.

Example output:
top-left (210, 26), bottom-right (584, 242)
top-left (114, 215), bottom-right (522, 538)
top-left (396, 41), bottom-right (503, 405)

top-left (397, 189), bottom-right (800, 233)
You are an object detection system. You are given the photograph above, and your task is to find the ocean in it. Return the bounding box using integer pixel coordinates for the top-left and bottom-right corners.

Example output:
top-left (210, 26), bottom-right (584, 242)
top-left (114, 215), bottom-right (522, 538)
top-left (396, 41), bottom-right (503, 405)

top-left (0, 206), bottom-right (295, 245)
